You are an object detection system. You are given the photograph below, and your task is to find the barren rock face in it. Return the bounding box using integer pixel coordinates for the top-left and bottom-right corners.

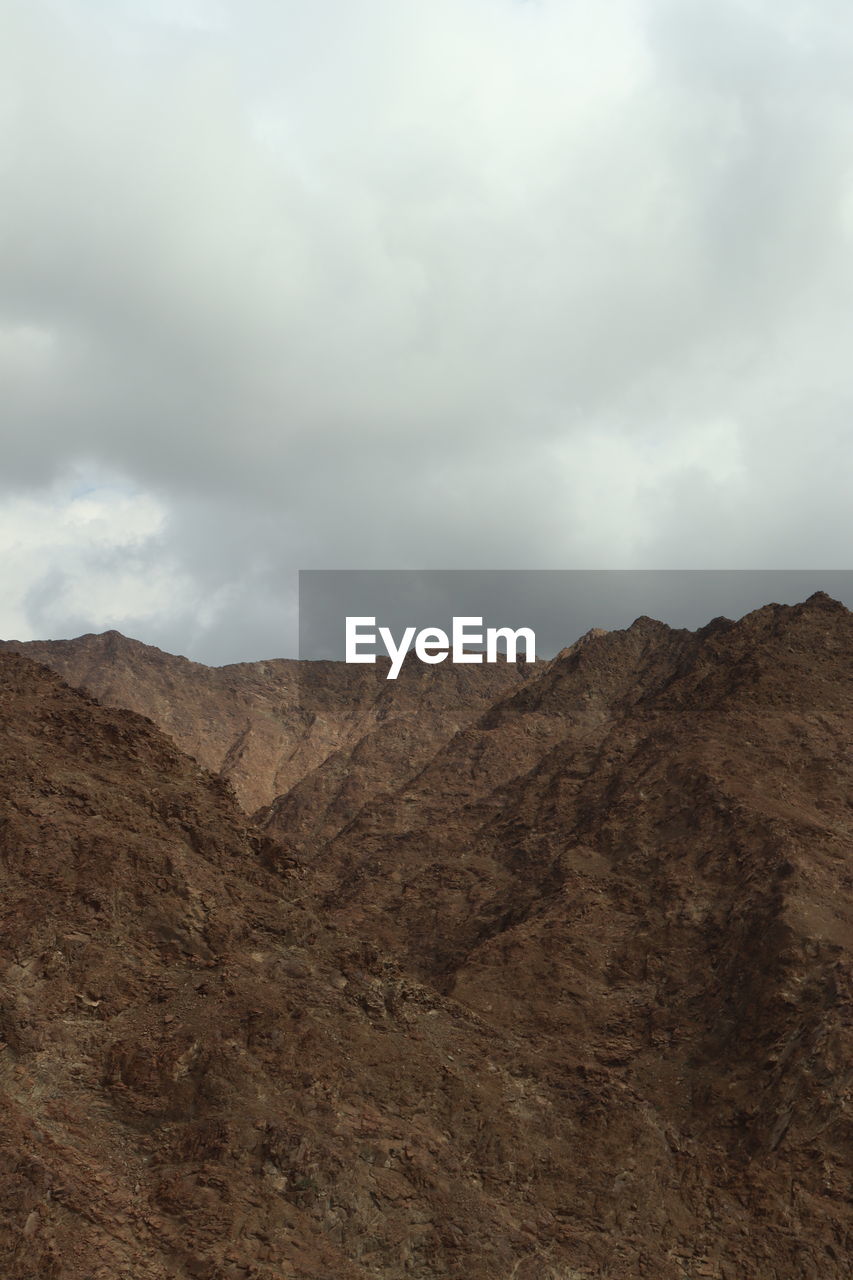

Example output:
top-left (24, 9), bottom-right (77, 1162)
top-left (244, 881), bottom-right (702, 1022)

top-left (1, 593), bottom-right (851, 1279)
top-left (0, 631), bottom-right (530, 816)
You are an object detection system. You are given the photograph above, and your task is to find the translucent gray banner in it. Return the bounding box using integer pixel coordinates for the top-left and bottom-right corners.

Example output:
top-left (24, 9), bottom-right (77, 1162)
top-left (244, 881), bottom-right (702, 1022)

top-left (298, 569), bottom-right (853, 663)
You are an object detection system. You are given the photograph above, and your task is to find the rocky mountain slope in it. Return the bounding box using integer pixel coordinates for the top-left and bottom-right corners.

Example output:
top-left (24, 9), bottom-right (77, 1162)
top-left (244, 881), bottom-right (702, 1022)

top-left (1, 594), bottom-right (851, 1278)
top-left (0, 631), bottom-right (530, 816)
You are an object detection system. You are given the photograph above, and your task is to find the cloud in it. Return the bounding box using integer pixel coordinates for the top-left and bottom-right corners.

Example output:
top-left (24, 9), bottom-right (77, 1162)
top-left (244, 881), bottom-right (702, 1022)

top-left (1, 0), bottom-right (852, 659)
top-left (0, 466), bottom-right (182, 636)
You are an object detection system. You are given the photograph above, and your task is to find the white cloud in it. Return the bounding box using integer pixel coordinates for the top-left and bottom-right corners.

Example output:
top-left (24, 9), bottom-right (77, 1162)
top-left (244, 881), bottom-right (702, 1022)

top-left (0, 468), bottom-right (193, 639)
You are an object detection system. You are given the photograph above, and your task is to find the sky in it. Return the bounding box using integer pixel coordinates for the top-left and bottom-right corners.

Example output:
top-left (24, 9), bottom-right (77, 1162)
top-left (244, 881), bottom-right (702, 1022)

top-left (1, 0), bottom-right (852, 662)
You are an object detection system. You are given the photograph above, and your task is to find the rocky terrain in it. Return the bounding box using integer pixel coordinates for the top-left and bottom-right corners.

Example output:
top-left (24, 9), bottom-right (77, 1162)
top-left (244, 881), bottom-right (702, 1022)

top-left (1, 593), bottom-right (851, 1278)
top-left (0, 632), bottom-right (530, 816)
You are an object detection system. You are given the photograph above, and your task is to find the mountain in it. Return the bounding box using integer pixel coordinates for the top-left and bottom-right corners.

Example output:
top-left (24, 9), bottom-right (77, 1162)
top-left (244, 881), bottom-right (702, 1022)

top-left (0, 651), bottom-right (576, 1280)
top-left (1, 593), bottom-right (851, 1278)
top-left (0, 631), bottom-right (530, 817)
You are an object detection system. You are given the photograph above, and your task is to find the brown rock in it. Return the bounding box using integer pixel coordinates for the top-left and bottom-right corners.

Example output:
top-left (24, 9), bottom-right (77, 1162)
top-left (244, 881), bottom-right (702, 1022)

top-left (0, 592), bottom-right (850, 1279)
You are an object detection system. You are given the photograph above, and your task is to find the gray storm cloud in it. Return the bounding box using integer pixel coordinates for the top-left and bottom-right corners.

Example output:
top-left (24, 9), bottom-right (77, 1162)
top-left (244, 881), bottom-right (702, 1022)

top-left (1, 0), bottom-right (852, 661)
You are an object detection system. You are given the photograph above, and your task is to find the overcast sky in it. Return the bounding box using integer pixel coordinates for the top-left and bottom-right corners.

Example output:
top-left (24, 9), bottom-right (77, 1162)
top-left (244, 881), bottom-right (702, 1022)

top-left (2, 0), bottom-right (852, 662)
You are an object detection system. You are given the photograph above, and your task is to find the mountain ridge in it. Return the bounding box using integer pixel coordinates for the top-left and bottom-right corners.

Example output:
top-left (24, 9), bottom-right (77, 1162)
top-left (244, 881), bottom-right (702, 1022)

top-left (1, 593), bottom-right (850, 1278)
